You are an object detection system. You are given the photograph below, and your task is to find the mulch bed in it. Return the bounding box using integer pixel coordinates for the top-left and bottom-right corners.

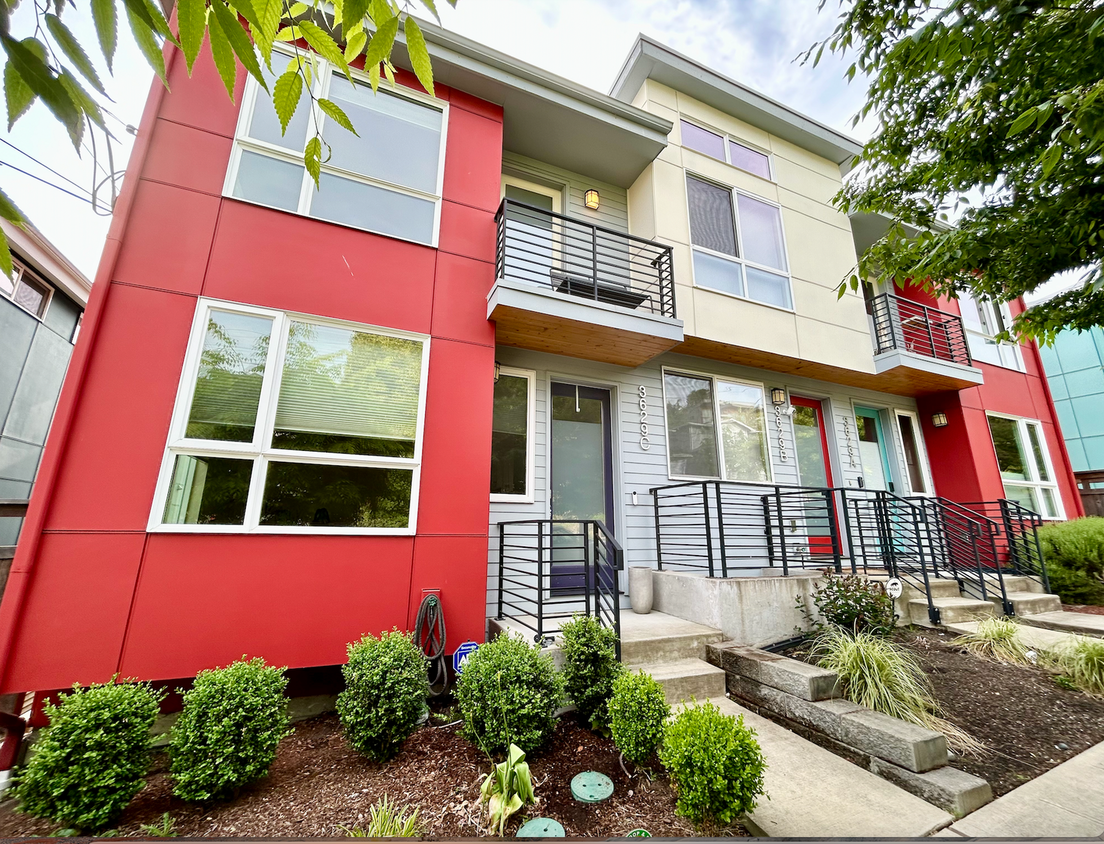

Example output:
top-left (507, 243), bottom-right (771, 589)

top-left (898, 628), bottom-right (1104, 796)
top-left (0, 704), bottom-right (743, 838)
top-left (1064, 603), bottom-right (1104, 616)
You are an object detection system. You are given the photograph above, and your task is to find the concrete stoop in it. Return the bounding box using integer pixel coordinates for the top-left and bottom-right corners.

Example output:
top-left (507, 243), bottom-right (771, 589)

top-left (707, 641), bottom-right (993, 819)
top-left (1018, 609), bottom-right (1104, 638)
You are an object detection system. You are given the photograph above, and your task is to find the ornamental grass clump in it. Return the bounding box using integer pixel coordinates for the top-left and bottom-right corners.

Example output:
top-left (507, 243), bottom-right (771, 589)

top-left (659, 701), bottom-right (766, 829)
top-left (340, 796), bottom-right (421, 837)
top-left (1050, 638), bottom-right (1104, 697)
top-left (337, 630), bottom-right (429, 761)
top-left (170, 657), bottom-right (290, 802)
top-left (953, 616), bottom-right (1034, 666)
top-left (608, 670), bottom-right (669, 766)
top-left (13, 680), bottom-right (163, 832)
top-left (560, 614), bottom-right (623, 733)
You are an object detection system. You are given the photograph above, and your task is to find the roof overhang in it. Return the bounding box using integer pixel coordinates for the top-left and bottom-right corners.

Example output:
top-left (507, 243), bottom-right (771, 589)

top-left (610, 35), bottom-right (863, 176)
top-left (391, 20), bottom-right (672, 189)
top-left (1, 219), bottom-right (91, 305)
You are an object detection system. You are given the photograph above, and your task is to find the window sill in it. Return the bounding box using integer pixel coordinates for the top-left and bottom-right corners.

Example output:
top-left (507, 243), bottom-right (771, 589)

top-left (147, 524), bottom-right (417, 536)
top-left (693, 282), bottom-right (795, 315)
top-left (490, 493), bottom-right (535, 504)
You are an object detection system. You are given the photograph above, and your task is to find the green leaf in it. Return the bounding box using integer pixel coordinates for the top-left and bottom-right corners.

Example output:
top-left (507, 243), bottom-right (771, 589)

top-left (59, 69), bottom-right (106, 129)
top-left (90, 0), bottom-right (118, 72)
top-left (227, 0), bottom-right (261, 31)
top-left (342, 0), bottom-right (370, 31)
top-left (176, 0), bottom-right (206, 73)
top-left (46, 14), bottom-right (106, 94)
top-left (249, 0), bottom-right (281, 68)
top-left (272, 68), bottom-right (302, 134)
top-left (304, 135), bottom-right (322, 187)
top-left (0, 185), bottom-right (24, 224)
top-left (343, 27), bottom-right (367, 62)
top-left (124, 0), bottom-right (168, 83)
top-left (418, 0), bottom-right (440, 23)
top-left (4, 59), bottom-right (35, 130)
top-left (1009, 106), bottom-right (1036, 136)
top-left (363, 13), bottom-right (397, 84)
top-left (403, 16), bottom-right (432, 96)
top-left (206, 15), bottom-right (236, 98)
top-left (210, 1), bottom-right (267, 90)
top-left (122, 0), bottom-right (174, 42)
top-left (0, 221), bottom-right (12, 280)
top-left (318, 97), bottom-right (356, 134)
top-left (0, 36), bottom-right (83, 147)
top-left (297, 19), bottom-right (350, 79)
top-left (1039, 142), bottom-right (1062, 178)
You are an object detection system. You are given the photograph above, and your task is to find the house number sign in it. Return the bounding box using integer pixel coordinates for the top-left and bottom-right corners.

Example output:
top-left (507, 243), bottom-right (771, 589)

top-left (842, 417), bottom-right (857, 468)
top-left (639, 386), bottom-right (651, 450)
top-left (774, 404), bottom-right (788, 462)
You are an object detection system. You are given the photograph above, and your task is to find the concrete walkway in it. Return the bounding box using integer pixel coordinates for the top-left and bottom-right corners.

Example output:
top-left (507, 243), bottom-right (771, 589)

top-left (689, 697), bottom-right (953, 837)
top-left (938, 741), bottom-right (1104, 837)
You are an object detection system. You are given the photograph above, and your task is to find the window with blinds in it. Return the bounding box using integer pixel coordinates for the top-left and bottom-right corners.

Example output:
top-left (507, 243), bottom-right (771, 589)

top-left (151, 300), bottom-right (429, 534)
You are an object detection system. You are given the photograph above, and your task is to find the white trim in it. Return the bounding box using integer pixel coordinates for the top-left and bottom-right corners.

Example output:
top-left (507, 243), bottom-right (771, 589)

top-left (678, 116), bottom-right (775, 182)
top-left (1, 259), bottom-right (54, 321)
top-left (894, 408), bottom-right (935, 496)
top-left (500, 174), bottom-right (564, 214)
top-left (984, 411), bottom-right (1065, 519)
top-left (148, 297), bottom-right (431, 535)
top-left (490, 366), bottom-right (537, 504)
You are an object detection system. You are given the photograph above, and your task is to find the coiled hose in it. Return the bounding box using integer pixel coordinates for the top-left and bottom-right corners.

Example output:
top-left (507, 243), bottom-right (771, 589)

top-left (415, 593), bottom-right (447, 696)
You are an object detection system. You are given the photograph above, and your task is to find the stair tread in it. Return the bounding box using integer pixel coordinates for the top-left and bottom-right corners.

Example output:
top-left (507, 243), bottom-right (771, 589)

top-left (911, 596), bottom-right (993, 608)
top-left (630, 658), bottom-right (725, 680)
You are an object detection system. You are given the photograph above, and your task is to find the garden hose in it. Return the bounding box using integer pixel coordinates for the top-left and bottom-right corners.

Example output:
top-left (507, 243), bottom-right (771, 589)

top-left (415, 593), bottom-right (448, 697)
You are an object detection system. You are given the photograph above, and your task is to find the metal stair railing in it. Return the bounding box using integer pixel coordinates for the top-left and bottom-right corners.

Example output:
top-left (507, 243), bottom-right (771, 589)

top-left (958, 499), bottom-right (1050, 593)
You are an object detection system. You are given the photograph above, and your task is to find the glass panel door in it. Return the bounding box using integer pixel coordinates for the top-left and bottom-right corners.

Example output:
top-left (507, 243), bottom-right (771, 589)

top-left (855, 406), bottom-right (894, 492)
top-left (503, 178), bottom-right (561, 289)
top-left (550, 382), bottom-right (614, 591)
top-left (792, 396), bottom-right (835, 557)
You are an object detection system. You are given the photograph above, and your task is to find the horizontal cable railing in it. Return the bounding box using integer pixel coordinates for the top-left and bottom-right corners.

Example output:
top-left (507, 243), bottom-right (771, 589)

top-left (958, 499), bottom-right (1049, 593)
top-left (495, 198), bottom-right (676, 318)
top-left (870, 293), bottom-right (972, 366)
top-left (496, 519), bottom-right (622, 659)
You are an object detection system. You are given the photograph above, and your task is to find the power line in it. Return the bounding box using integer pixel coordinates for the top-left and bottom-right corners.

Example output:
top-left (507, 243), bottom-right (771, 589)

top-left (0, 139), bottom-right (94, 198)
top-left (0, 160), bottom-right (95, 206)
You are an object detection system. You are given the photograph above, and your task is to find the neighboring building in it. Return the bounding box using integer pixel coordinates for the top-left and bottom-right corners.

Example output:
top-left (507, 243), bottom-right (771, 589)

top-left (0, 24), bottom-right (1081, 707)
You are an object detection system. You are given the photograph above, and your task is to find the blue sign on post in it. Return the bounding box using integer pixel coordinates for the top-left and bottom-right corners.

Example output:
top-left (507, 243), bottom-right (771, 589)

top-left (453, 641), bottom-right (479, 674)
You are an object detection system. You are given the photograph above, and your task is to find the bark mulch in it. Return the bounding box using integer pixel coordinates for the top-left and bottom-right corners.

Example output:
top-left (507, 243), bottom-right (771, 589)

top-left (898, 628), bottom-right (1104, 797)
top-left (1064, 603), bottom-right (1104, 616)
top-left (0, 708), bottom-right (746, 838)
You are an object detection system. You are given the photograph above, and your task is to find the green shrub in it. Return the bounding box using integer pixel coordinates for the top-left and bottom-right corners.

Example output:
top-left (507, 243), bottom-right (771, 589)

top-left (659, 701), bottom-right (766, 828)
top-left (337, 630), bottom-right (429, 761)
top-left (1037, 518), bottom-right (1104, 605)
top-left (608, 670), bottom-right (669, 766)
top-left (14, 680), bottom-right (164, 831)
top-left (170, 657), bottom-right (289, 802)
top-left (455, 634), bottom-right (564, 754)
top-left (804, 574), bottom-right (896, 636)
top-left (560, 615), bottom-right (622, 732)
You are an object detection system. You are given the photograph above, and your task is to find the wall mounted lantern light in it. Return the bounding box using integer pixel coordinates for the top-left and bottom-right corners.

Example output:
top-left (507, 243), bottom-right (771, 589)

top-left (932, 412), bottom-right (949, 428)
top-left (584, 189), bottom-right (600, 210)
top-left (493, 360), bottom-right (501, 383)
top-left (770, 388), bottom-right (786, 406)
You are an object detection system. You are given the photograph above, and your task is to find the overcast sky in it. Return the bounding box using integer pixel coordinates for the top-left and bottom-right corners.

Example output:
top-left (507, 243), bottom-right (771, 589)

top-left (2, 0), bottom-right (873, 280)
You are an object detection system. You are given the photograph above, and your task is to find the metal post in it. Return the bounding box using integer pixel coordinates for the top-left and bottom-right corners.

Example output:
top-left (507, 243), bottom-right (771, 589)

top-left (653, 489), bottom-right (664, 571)
top-left (591, 227), bottom-right (599, 300)
top-left (923, 305), bottom-right (937, 359)
top-left (763, 494), bottom-right (776, 568)
top-left (497, 522), bottom-right (505, 620)
top-left (535, 521), bottom-right (544, 643)
top-left (840, 489), bottom-right (859, 574)
top-left (702, 483), bottom-right (715, 578)
top-left (587, 522), bottom-right (595, 619)
top-left (776, 488), bottom-right (789, 577)
top-left (715, 482), bottom-right (729, 578)
top-left (826, 489), bottom-right (843, 574)
top-left (969, 522), bottom-right (990, 602)
top-left (912, 503), bottom-right (940, 625)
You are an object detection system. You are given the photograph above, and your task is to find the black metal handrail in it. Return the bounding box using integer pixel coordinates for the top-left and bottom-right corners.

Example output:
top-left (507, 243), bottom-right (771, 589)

top-left (496, 519), bottom-right (623, 659)
top-left (870, 293), bottom-right (971, 366)
top-left (494, 198), bottom-right (676, 318)
top-left (959, 499), bottom-right (1049, 593)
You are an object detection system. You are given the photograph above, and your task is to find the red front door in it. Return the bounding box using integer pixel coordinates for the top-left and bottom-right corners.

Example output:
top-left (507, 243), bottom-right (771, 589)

top-left (791, 396), bottom-right (835, 555)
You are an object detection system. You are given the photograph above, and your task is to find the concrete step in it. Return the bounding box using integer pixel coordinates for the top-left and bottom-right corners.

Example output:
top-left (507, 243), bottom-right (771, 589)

top-left (1018, 610), bottom-right (1104, 639)
top-left (991, 590), bottom-right (1062, 617)
top-left (633, 658), bottom-right (726, 704)
top-left (620, 612), bottom-right (725, 666)
top-left (910, 596), bottom-right (995, 626)
top-left (980, 574), bottom-right (1044, 594)
top-left (926, 578), bottom-right (967, 599)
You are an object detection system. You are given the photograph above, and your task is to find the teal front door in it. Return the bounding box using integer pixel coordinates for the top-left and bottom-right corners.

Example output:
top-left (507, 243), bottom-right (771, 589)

top-left (855, 406), bottom-right (894, 492)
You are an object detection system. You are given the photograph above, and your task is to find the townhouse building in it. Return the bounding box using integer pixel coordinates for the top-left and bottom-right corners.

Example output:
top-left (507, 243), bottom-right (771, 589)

top-left (0, 22), bottom-right (1081, 713)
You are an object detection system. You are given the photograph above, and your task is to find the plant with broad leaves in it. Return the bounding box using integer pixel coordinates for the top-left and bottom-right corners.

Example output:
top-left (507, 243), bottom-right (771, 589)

top-left (479, 743), bottom-right (535, 837)
top-left (0, 0), bottom-right (450, 273)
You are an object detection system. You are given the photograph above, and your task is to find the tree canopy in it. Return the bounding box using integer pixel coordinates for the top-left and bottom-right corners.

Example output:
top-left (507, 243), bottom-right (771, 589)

top-left (813, 0), bottom-right (1104, 343)
top-left (0, 0), bottom-right (447, 275)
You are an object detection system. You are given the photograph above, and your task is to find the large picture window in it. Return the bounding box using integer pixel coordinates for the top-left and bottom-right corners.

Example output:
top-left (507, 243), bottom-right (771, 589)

top-left (225, 49), bottom-right (447, 246)
top-left (151, 300), bottom-right (429, 533)
top-left (987, 414), bottom-right (1062, 519)
top-left (686, 175), bottom-right (792, 310)
top-left (489, 368), bottom-right (534, 500)
top-left (663, 370), bottom-right (771, 482)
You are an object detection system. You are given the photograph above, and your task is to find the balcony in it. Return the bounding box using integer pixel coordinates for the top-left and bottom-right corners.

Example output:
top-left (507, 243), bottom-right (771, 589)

top-left (488, 199), bottom-right (683, 367)
top-left (868, 293), bottom-right (983, 393)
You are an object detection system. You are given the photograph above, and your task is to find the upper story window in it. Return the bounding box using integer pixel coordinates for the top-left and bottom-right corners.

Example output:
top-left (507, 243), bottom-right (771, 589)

top-left (225, 49), bottom-right (447, 247)
top-left (662, 369), bottom-right (772, 482)
top-left (1, 259), bottom-right (52, 319)
top-left (957, 291), bottom-right (1024, 371)
top-left (987, 414), bottom-right (1062, 519)
top-left (150, 298), bottom-right (429, 534)
top-left (686, 175), bottom-right (792, 310)
top-left (680, 119), bottom-right (771, 180)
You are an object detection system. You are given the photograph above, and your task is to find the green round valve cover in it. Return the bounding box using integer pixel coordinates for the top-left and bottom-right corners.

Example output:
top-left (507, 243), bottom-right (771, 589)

top-left (571, 771), bottom-right (614, 803)
top-left (517, 817), bottom-right (565, 837)
top-left (625, 830), bottom-right (652, 837)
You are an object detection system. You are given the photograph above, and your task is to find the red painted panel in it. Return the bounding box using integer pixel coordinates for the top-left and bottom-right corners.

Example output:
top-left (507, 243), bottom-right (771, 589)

top-left (113, 181), bottom-right (221, 295)
top-left (158, 43), bottom-right (246, 138)
top-left (438, 199), bottom-right (497, 264)
top-left (119, 535), bottom-right (415, 681)
top-left (203, 201), bottom-right (437, 334)
top-left (141, 118), bottom-right (234, 195)
top-left (1, 533), bottom-right (145, 694)
top-left (417, 339), bottom-right (495, 535)
top-left (430, 252), bottom-right (496, 346)
top-left (442, 106), bottom-right (504, 213)
top-left (45, 285), bottom-right (195, 531)
top-left (917, 394), bottom-right (985, 502)
top-left (448, 88), bottom-right (504, 123)
top-left (408, 535), bottom-right (489, 650)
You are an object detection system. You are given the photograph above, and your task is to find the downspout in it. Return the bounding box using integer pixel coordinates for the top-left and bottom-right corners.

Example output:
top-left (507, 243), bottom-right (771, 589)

top-left (0, 38), bottom-right (180, 692)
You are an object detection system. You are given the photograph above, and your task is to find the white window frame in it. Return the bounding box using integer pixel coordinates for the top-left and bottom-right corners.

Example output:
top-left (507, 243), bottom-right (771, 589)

top-left (685, 173), bottom-right (794, 312)
top-left (148, 297), bottom-right (431, 535)
top-left (958, 292), bottom-right (1025, 371)
top-left (894, 408), bottom-right (935, 496)
top-left (679, 117), bottom-right (774, 181)
top-left (223, 44), bottom-right (449, 248)
top-left (2, 259), bottom-right (53, 321)
top-left (660, 365), bottom-right (775, 483)
top-left (985, 411), bottom-right (1065, 519)
top-left (490, 366), bottom-right (536, 504)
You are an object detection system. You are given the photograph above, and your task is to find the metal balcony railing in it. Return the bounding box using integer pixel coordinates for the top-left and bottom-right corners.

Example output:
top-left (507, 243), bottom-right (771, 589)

top-left (870, 293), bottom-right (972, 366)
top-left (495, 198), bottom-right (676, 318)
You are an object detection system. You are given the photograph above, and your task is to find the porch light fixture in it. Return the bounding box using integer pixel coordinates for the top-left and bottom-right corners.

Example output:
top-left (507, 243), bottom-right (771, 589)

top-left (770, 388), bottom-right (787, 406)
top-left (932, 412), bottom-right (949, 428)
top-left (494, 360), bottom-right (501, 383)
top-left (584, 189), bottom-right (600, 210)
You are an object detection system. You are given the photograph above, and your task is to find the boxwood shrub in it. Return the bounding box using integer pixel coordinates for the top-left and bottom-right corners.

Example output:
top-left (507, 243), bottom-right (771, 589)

top-left (560, 614), bottom-right (622, 732)
top-left (1036, 517), bottom-right (1104, 605)
top-left (608, 670), bottom-right (669, 765)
